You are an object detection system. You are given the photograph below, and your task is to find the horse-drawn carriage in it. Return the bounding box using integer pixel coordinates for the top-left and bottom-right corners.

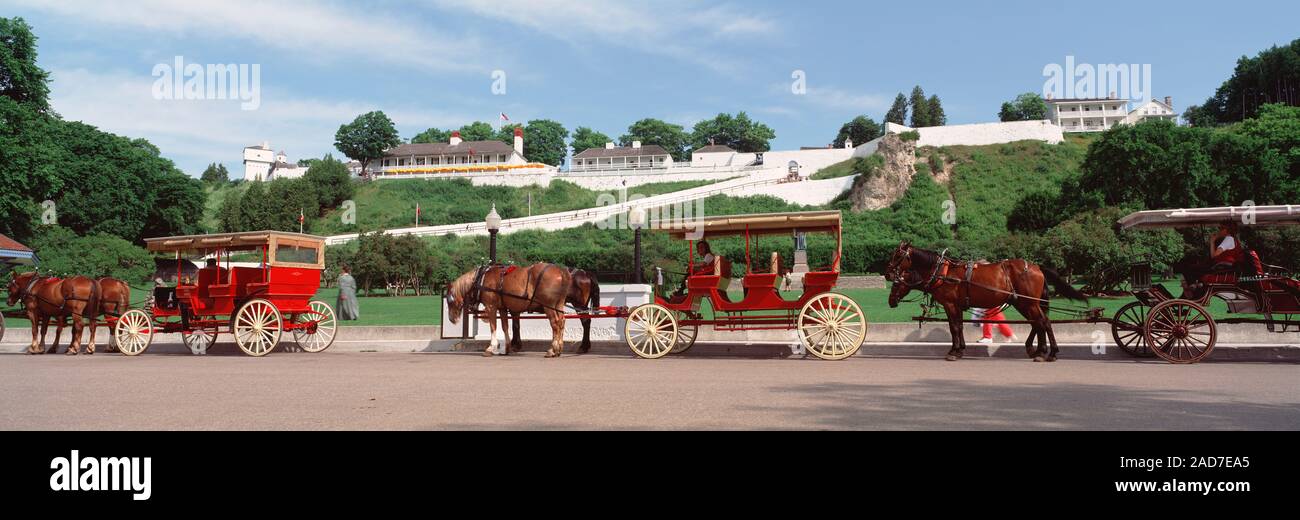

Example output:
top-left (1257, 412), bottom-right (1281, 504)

top-left (903, 205), bottom-right (1300, 364)
top-left (0, 233), bottom-right (39, 343)
top-left (1108, 205), bottom-right (1300, 363)
top-left (112, 231), bottom-right (337, 357)
top-left (625, 210), bottom-right (866, 360)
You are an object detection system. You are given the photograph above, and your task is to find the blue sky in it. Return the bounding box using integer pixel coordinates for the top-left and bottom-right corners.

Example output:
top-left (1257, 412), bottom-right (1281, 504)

top-left (6, 0), bottom-right (1299, 176)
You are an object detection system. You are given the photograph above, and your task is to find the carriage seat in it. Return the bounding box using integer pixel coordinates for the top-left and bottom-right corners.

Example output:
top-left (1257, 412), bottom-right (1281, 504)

top-left (743, 253), bottom-right (781, 290)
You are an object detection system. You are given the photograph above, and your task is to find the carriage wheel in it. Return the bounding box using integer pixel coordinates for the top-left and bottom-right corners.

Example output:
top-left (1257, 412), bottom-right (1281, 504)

top-left (234, 299), bottom-right (282, 357)
top-left (1111, 302), bottom-right (1154, 357)
top-left (625, 303), bottom-right (678, 359)
top-left (182, 325), bottom-right (219, 355)
top-left (0, 312), bottom-right (5, 343)
top-left (798, 292), bottom-right (867, 360)
top-left (1143, 299), bottom-right (1216, 364)
top-left (114, 309), bottom-right (154, 356)
top-left (293, 301), bottom-right (338, 353)
top-left (670, 323), bottom-right (699, 355)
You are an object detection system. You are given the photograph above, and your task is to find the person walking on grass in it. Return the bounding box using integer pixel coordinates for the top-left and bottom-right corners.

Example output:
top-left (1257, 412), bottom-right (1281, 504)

top-left (337, 265), bottom-right (360, 320)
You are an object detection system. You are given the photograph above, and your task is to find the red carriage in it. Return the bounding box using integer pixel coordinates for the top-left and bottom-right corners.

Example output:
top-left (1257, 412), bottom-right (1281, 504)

top-left (112, 231), bottom-right (337, 357)
top-left (624, 210), bottom-right (867, 360)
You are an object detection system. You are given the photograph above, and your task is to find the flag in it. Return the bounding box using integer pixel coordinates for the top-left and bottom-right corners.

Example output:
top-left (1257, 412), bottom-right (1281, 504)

top-left (416, 203), bottom-right (421, 219)
top-left (499, 113), bottom-right (509, 122)
top-left (298, 208), bottom-right (304, 223)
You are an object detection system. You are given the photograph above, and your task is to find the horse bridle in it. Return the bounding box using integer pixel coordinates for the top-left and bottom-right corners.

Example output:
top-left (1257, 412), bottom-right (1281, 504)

top-left (888, 247), bottom-right (949, 289)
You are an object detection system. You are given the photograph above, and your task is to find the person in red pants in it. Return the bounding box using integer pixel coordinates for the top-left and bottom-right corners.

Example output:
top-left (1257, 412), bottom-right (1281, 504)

top-left (975, 306), bottom-right (1016, 344)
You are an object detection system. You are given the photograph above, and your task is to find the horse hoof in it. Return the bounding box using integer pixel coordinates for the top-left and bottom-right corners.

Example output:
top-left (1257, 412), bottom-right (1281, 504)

top-left (944, 355), bottom-right (959, 361)
top-left (482, 350), bottom-right (495, 357)
top-left (1033, 356), bottom-right (1044, 362)
top-left (544, 351), bottom-right (560, 358)
top-left (1046, 356), bottom-right (1057, 363)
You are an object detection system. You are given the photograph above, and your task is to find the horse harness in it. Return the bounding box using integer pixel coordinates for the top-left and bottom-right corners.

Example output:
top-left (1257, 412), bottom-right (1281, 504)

top-left (13, 275), bottom-right (100, 315)
top-left (912, 253), bottom-right (1037, 307)
top-left (468, 264), bottom-right (569, 315)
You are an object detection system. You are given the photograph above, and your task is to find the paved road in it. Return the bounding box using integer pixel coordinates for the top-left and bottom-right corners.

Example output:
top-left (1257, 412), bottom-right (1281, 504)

top-left (2, 349), bottom-right (1298, 430)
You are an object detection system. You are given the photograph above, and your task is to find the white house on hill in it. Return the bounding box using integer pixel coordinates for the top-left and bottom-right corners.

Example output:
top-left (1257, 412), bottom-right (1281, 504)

top-left (370, 128), bottom-right (530, 176)
top-left (1045, 96), bottom-right (1177, 132)
top-left (571, 141), bottom-right (673, 171)
top-left (243, 142), bottom-right (308, 181)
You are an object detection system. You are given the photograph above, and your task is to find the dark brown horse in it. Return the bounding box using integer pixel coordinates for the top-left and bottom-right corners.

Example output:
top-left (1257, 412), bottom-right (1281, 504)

top-left (445, 263), bottom-right (572, 357)
top-left (6, 272), bottom-right (100, 355)
top-left (509, 268), bottom-right (601, 354)
top-left (885, 242), bottom-right (1087, 362)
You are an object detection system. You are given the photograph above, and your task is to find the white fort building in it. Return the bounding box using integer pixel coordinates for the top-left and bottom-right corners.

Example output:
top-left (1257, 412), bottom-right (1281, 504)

top-left (242, 142), bottom-right (309, 182)
top-left (1045, 95), bottom-right (1177, 133)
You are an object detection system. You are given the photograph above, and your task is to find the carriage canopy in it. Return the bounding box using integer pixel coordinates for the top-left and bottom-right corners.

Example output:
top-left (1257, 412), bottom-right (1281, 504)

top-left (654, 210), bottom-right (841, 239)
top-left (144, 231), bottom-right (326, 269)
top-left (1118, 205), bottom-right (1300, 230)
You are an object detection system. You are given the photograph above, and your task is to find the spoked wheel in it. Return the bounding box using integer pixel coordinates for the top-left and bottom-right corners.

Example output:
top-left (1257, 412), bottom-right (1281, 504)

top-left (234, 299), bottom-right (282, 357)
top-left (113, 309), bottom-right (154, 356)
top-left (798, 292), bottom-right (867, 360)
top-left (1111, 302), bottom-right (1154, 357)
top-left (293, 301), bottom-right (338, 353)
top-left (182, 324), bottom-right (219, 355)
top-left (624, 303), bottom-right (678, 359)
top-left (669, 312), bottom-right (699, 355)
top-left (1143, 299), bottom-right (1216, 364)
top-left (0, 312), bottom-right (5, 343)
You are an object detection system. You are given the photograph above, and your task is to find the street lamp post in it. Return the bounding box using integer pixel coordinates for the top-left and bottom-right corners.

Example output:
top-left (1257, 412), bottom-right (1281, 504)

top-left (629, 207), bottom-right (646, 284)
top-left (486, 204), bottom-right (501, 264)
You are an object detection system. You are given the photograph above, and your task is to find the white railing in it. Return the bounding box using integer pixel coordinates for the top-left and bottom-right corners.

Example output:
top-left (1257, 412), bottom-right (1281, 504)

top-left (324, 171), bottom-right (790, 245)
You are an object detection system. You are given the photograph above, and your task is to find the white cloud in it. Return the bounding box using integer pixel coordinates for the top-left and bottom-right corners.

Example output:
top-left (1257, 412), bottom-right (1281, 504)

top-left (49, 67), bottom-right (477, 175)
top-left (426, 0), bottom-right (776, 72)
top-left (11, 0), bottom-right (487, 72)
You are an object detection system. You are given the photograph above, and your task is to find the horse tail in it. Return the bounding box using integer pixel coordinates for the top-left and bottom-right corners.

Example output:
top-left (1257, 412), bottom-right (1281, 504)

top-left (1041, 267), bottom-right (1088, 302)
top-left (587, 272), bottom-right (601, 313)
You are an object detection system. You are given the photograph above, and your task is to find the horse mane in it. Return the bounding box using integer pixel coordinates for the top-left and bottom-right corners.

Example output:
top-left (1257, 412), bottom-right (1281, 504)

top-left (907, 246), bottom-right (941, 273)
top-left (448, 269), bottom-right (478, 301)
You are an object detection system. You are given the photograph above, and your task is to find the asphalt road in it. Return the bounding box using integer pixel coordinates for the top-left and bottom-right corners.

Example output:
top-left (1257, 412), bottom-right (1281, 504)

top-left (2, 349), bottom-right (1298, 430)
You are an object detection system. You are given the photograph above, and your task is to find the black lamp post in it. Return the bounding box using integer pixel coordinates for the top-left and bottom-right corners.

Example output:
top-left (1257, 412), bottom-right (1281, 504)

top-left (486, 204), bottom-right (501, 264)
top-left (629, 207), bottom-right (646, 283)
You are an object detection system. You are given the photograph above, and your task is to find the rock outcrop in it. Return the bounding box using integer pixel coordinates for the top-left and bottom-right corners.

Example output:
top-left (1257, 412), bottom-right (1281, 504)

top-left (849, 133), bottom-right (918, 211)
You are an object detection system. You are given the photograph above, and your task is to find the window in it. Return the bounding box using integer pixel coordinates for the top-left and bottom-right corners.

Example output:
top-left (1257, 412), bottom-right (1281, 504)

top-left (416, 157), bottom-right (425, 165)
top-left (398, 158), bottom-right (408, 166)
top-left (274, 244), bottom-right (319, 265)
top-left (497, 154), bottom-right (506, 163)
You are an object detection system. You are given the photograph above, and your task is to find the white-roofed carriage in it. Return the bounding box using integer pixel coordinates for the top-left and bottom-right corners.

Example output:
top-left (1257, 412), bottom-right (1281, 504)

top-left (1112, 205), bottom-right (1300, 363)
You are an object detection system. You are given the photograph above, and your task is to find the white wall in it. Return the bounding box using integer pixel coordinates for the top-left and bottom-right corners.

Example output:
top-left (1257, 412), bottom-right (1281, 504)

top-left (885, 120), bottom-right (1063, 147)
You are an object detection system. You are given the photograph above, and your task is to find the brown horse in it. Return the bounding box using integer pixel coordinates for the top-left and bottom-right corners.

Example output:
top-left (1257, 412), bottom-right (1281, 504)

top-left (445, 263), bottom-right (572, 357)
top-left (6, 272), bottom-right (100, 355)
top-left (884, 242), bottom-right (1087, 362)
top-left (48, 277), bottom-right (132, 352)
top-left (509, 268), bottom-right (601, 354)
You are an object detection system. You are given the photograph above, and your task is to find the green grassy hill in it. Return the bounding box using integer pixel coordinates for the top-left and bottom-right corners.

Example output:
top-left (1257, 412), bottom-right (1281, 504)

top-left (311, 177), bottom-right (719, 235)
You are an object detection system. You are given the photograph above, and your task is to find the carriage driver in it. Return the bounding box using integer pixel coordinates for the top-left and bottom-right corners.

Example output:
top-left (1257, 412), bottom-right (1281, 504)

top-left (1183, 221), bottom-right (1243, 297)
top-left (693, 240), bottom-right (717, 275)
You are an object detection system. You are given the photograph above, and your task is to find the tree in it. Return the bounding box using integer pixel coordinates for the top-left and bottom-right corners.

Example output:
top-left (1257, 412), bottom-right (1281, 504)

top-left (570, 126), bottom-right (611, 156)
top-left (302, 154), bottom-right (355, 209)
top-left (689, 112), bottom-right (776, 153)
top-left (833, 115), bottom-right (882, 147)
top-left (999, 92), bottom-right (1048, 122)
top-left (927, 94), bottom-right (946, 126)
top-left (1187, 38), bottom-right (1300, 124)
top-left (884, 93), bottom-right (908, 126)
top-left (29, 226), bottom-right (154, 282)
top-left (411, 127), bottom-right (451, 144)
top-left (519, 119), bottom-right (568, 166)
top-left (0, 17), bottom-right (50, 113)
top-left (334, 110), bottom-right (400, 179)
top-left (200, 163), bottom-right (230, 184)
top-left (457, 121), bottom-right (495, 142)
top-left (908, 86), bottom-right (930, 127)
top-left (620, 118), bottom-right (690, 161)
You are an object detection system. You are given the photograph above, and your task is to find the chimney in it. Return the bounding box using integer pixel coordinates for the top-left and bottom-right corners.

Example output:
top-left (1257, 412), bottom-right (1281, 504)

top-left (844, 138), bottom-right (853, 149)
top-left (605, 142), bottom-right (615, 149)
top-left (449, 131), bottom-right (462, 146)
top-left (513, 127), bottom-right (523, 155)
top-left (1164, 96), bottom-right (1173, 108)
top-left (632, 140), bottom-right (642, 149)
